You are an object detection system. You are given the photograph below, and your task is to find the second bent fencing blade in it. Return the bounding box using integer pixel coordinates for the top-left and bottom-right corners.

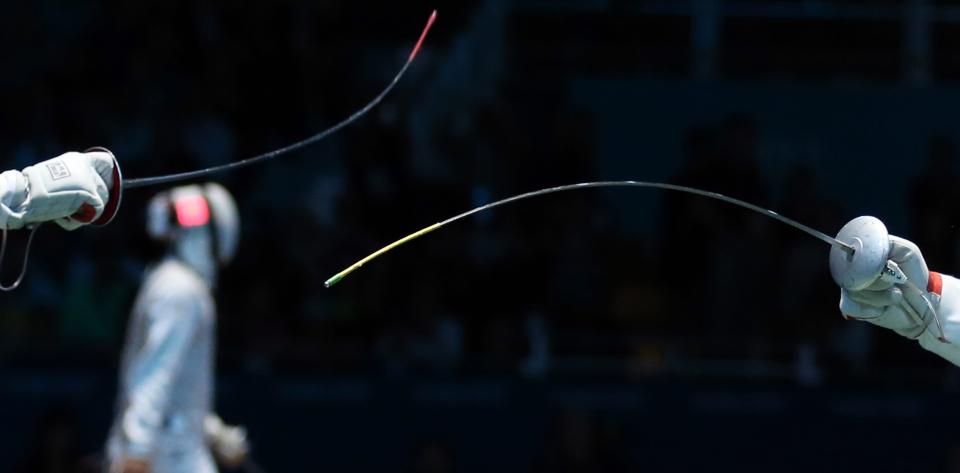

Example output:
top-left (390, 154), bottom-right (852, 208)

top-left (324, 180), bottom-right (856, 288)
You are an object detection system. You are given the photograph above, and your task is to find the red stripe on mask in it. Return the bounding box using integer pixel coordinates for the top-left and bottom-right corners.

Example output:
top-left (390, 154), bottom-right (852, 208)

top-left (174, 195), bottom-right (210, 227)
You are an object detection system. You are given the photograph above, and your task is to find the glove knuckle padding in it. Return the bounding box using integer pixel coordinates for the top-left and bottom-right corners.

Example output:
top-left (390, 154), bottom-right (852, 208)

top-left (864, 277), bottom-right (895, 292)
top-left (55, 217), bottom-right (84, 231)
top-left (841, 289), bottom-right (885, 318)
top-left (846, 286), bottom-right (902, 308)
top-left (86, 151), bottom-right (115, 186)
top-left (889, 235), bottom-right (929, 287)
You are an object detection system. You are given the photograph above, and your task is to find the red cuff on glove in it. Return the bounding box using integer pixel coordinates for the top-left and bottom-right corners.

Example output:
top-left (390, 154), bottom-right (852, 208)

top-left (928, 271), bottom-right (943, 296)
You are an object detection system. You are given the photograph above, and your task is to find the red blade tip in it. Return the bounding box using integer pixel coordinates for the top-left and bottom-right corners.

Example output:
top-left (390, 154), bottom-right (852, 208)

top-left (409, 9), bottom-right (437, 62)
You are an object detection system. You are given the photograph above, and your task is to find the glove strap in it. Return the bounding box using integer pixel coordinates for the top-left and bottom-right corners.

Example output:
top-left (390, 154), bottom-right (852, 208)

top-left (898, 276), bottom-right (949, 343)
top-left (925, 271), bottom-right (948, 342)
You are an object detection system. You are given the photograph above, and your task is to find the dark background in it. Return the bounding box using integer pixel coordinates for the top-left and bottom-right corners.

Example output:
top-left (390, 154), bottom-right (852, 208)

top-left (3, 0), bottom-right (960, 471)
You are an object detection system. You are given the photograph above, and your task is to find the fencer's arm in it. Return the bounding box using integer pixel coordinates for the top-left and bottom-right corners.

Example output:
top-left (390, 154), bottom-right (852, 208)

top-left (915, 272), bottom-right (960, 364)
top-left (114, 293), bottom-right (203, 464)
top-left (838, 235), bottom-right (960, 366)
top-left (0, 149), bottom-right (117, 230)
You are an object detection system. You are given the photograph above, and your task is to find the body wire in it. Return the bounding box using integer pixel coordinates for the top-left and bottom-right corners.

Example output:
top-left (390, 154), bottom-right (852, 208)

top-left (0, 224), bottom-right (40, 292)
top-left (325, 180), bottom-right (856, 288)
top-left (124, 10), bottom-right (437, 189)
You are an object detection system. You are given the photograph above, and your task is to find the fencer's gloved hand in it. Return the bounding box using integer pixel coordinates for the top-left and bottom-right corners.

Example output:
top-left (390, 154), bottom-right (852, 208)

top-left (0, 149), bottom-right (117, 230)
top-left (838, 235), bottom-right (960, 366)
top-left (205, 414), bottom-right (249, 468)
top-left (839, 236), bottom-right (938, 340)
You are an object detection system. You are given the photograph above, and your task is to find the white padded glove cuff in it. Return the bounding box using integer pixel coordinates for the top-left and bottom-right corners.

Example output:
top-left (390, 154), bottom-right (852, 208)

top-left (0, 170), bottom-right (30, 229)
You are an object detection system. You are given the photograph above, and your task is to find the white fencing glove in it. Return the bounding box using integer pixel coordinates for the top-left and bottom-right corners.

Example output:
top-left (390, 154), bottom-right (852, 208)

top-left (0, 148), bottom-right (121, 230)
top-left (205, 414), bottom-right (249, 468)
top-left (838, 235), bottom-right (960, 366)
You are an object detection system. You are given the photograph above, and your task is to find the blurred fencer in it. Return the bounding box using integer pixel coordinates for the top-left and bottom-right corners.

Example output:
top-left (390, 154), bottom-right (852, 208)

top-left (0, 148), bottom-right (120, 230)
top-left (106, 183), bottom-right (249, 473)
top-left (837, 231), bottom-right (960, 366)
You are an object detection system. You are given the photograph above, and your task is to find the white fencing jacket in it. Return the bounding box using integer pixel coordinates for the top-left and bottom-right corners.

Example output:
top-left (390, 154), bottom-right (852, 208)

top-left (107, 257), bottom-right (218, 473)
